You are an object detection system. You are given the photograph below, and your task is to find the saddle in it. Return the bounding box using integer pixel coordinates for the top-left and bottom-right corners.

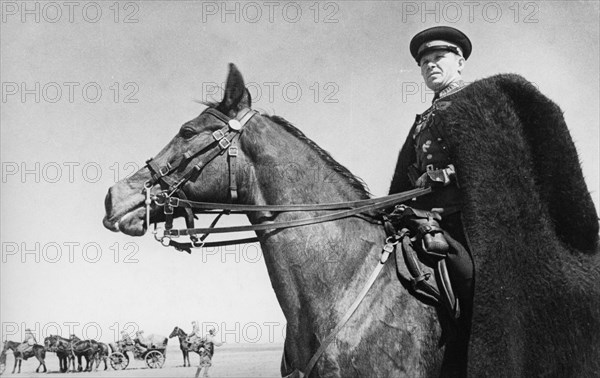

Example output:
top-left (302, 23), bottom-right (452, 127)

top-left (387, 205), bottom-right (472, 325)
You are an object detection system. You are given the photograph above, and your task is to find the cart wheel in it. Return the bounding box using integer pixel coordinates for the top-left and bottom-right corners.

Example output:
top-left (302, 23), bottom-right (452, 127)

top-left (109, 352), bottom-right (129, 370)
top-left (145, 350), bottom-right (165, 369)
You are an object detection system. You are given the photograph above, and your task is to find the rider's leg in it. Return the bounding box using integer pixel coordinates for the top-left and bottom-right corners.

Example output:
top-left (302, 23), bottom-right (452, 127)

top-left (438, 212), bottom-right (474, 378)
top-left (440, 212), bottom-right (474, 324)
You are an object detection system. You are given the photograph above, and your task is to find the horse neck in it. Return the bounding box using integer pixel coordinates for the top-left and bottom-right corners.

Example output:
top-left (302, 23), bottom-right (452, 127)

top-left (240, 117), bottom-right (368, 211)
top-left (178, 329), bottom-right (187, 340)
top-left (6, 341), bottom-right (20, 351)
top-left (239, 118), bottom-right (386, 335)
top-left (2, 342), bottom-right (13, 353)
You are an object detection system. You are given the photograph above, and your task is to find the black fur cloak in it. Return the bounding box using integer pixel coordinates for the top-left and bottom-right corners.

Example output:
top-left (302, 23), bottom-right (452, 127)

top-left (389, 74), bottom-right (600, 376)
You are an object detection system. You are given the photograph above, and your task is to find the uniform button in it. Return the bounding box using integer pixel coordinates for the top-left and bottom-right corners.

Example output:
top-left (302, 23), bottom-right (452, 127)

top-left (426, 154), bottom-right (433, 160)
top-left (437, 138), bottom-right (442, 141)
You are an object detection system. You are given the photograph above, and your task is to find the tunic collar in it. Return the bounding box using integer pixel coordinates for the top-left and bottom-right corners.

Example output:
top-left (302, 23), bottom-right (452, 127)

top-left (433, 80), bottom-right (466, 102)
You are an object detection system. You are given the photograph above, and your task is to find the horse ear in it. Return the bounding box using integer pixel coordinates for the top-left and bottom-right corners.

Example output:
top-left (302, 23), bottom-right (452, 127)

top-left (220, 63), bottom-right (251, 113)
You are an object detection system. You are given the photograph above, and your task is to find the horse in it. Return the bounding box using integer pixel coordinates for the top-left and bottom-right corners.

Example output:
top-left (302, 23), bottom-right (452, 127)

top-left (94, 341), bottom-right (110, 371)
top-left (1, 340), bottom-right (46, 374)
top-left (44, 335), bottom-right (73, 372)
top-left (169, 326), bottom-right (193, 367)
top-left (103, 64), bottom-right (600, 376)
top-left (69, 336), bottom-right (100, 372)
top-left (169, 326), bottom-right (210, 367)
top-left (0, 347), bottom-right (6, 374)
top-left (44, 335), bottom-right (98, 372)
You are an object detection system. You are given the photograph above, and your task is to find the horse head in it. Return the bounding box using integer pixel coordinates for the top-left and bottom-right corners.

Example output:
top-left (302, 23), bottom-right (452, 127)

top-left (104, 63), bottom-right (256, 236)
top-left (43, 335), bottom-right (57, 352)
top-left (169, 326), bottom-right (186, 339)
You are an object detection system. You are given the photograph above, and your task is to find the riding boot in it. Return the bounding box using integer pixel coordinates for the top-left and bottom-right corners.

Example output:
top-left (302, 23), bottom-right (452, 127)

top-left (438, 214), bottom-right (474, 378)
top-left (443, 229), bottom-right (474, 326)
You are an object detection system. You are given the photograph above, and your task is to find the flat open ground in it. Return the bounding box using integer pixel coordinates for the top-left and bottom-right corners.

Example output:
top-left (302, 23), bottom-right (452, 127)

top-left (0, 343), bottom-right (283, 378)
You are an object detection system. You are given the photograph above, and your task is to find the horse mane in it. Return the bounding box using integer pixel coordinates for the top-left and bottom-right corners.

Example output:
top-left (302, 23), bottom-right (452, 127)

top-left (201, 102), bottom-right (371, 199)
top-left (264, 115), bottom-right (371, 198)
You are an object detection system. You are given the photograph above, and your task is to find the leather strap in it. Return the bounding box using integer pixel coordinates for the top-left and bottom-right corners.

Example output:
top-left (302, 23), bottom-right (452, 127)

top-left (162, 188), bottom-right (431, 237)
top-left (163, 189), bottom-right (431, 213)
top-left (228, 142), bottom-right (239, 202)
top-left (303, 241), bottom-right (396, 377)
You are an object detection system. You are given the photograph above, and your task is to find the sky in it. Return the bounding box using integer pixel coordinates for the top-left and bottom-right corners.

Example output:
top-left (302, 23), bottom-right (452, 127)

top-left (1, 1), bottom-right (598, 346)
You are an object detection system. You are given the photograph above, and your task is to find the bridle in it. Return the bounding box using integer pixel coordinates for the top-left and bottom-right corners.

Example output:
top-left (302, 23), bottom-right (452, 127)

top-left (141, 105), bottom-right (433, 377)
top-left (144, 107), bottom-right (258, 249)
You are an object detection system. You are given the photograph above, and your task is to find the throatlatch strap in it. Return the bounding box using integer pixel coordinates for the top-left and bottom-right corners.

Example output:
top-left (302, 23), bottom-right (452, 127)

top-left (229, 142), bottom-right (239, 202)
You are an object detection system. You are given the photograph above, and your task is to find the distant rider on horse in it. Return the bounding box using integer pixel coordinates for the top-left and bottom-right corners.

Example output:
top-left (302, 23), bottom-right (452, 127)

top-left (187, 320), bottom-right (202, 350)
top-left (16, 328), bottom-right (36, 356)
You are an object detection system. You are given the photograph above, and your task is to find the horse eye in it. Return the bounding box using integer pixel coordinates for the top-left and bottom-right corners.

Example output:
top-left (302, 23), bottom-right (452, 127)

top-left (180, 128), bottom-right (196, 139)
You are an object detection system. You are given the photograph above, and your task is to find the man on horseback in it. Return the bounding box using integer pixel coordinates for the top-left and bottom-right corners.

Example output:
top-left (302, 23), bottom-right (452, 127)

top-left (389, 25), bottom-right (475, 372)
top-left (187, 320), bottom-right (202, 350)
top-left (16, 328), bottom-right (36, 356)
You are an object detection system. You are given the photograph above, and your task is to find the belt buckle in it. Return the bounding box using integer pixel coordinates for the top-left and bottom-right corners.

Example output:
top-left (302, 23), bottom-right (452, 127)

top-left (219, 138), bottom-right (231, 150)
top-left (426, 164), bottom-right (435, 171)
top-left (212, 129), bottom-right (225, 141)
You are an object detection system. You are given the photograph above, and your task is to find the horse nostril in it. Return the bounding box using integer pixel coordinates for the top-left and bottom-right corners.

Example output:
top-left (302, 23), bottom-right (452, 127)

top-left (104, 189), bottom-right (113, 212)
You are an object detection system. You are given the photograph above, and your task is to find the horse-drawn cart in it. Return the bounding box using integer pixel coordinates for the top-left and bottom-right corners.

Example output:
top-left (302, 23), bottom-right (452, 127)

top-left (109, 334), bottom-right (167, 370)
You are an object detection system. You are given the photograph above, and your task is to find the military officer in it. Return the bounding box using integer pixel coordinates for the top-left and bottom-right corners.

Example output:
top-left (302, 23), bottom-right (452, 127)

top-left (389, 26), bottom-right (475, 375)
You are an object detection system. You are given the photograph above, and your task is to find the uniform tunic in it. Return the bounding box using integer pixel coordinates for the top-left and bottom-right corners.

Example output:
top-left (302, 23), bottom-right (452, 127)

top-left (407, 81), bottom-right (467, 211)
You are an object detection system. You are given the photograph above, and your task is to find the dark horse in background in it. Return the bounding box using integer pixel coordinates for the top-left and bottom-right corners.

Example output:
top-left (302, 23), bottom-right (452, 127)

top-left (169, 326), bottom-right (194, 367)
top-left (44, 335), bottom-right (74, 372)
top-left (44, 335), bottom-right (98, 372)
top-left (93, 341), bottom-right (110, 371)
top-left (103, 64), bottom-right (600, 377)
top-left (169, 326), bottom-right (212, 367)
top-left (68, 335), bottom-right (105, 372)
top-left (0, 340), bottom-right (46, 374)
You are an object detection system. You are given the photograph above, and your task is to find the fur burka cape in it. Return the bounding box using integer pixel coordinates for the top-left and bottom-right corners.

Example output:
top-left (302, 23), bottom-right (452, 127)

top-left (389, 74), bottom-right (600, 376)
